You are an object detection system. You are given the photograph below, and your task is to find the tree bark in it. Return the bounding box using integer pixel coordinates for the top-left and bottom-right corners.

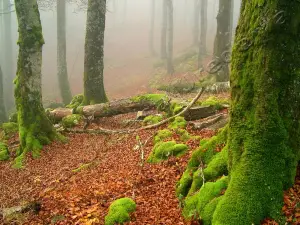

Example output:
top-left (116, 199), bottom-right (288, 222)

top-left (14, 0), bottom-right (57, 166)
top-left (2, 0), bottom-right (14, 111)
top-left (197, 0), bottom-right (207, 68)
top-left (213, 0), bottom-right (232, 82)
top-left (160, 0), bottom-right (167, 59)
top-left (57, 0), bottom-right (72, 105)
top-left (149, 0), bottom-right (155, 55)
top-left (166, 0), bottom-right (174, 74)
top-left (83, 0), bottom-right (108, 105)
top-left (0, 65), bottom-right (7, 124)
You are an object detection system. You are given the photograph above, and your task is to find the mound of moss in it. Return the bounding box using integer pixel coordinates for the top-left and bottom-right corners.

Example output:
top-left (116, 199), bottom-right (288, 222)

top-left (0, 142), bottom-right (9, 161)
top-left (168, 116), bottom-right (187, 129)
top-left (8, 112), bottom-right (18, 123)
top-left (175, 129), bottom-right (190, 142)
top-left (148, 141), bottom-right (188, 163)
top-left (200, 96), bottom-right (229, 110)
top-left (66, 94), bottom-right (84, 109)
top-left (104, 198), bottom-right (136, 225)
top-left (2, 122), bottom-right (18, 137)
top-left (154, 129), bottom-right (173, 144)
top-left (143, 115), bottom-right (163, 125)
top-left (61, 114), bottom-right (82, 128)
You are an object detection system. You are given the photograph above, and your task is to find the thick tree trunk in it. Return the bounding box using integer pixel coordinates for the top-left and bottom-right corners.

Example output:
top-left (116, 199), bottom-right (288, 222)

top-left (213, 0), bottom-right (232, 82)
top-left (3, 0), bottom-right (14, 111)
top-left (57, 0), bottom-right (72, 105)
top-left (83, 0), bottom-right (108, 105)
top-left (14, 0), bottom-right (57, 167)
top-left (197, 0), bottom-right (207, 68)
top-left (0, 65), bottom-right (7, 124)
top-left (193, 0), bottom-right (200, 46)
top-left (161, 0), bottom-right (167, 59)
top-left (177, 1), bottom-right (300, 224)
top-left (166, 0), bottom-right (174, 74)
top-left (149, 0), bottom-right (155, 55)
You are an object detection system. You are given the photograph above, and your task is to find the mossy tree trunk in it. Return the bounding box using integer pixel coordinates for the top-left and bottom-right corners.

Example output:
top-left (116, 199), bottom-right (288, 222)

top-left (149, 0), bottom-right (156, 55)
top-left (57, 0), bottom-right (72, 105)
top-left (197, 0), bottom-right (207, 68)
top-left (177, 1), bottom-right (300, 224)
top-left (0, 65), bottom-right (7, 124)
top-left (14, 0), bottom-right (57, 167)
top-left (161, 0), bottom-right (167, 59)
top-left (166, 0), bottom-right (174, 75)
top-left (83, 0), bottom-right (108, 105)
top-left (3, 0), bottom-right (14, 111)
top-left (213, 0), bottom-right (233, 82)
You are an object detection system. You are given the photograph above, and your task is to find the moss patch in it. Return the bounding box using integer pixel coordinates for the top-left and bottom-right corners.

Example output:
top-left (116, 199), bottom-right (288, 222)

top-left (168, 116), bottom-right (187, 129)
top-left (200, 96), bottom-right (229, 110)
top-left (148, 141), bottom-right (188, 163)
top-left (61, 114), bottom-right (82, 128)
top-left (0, 142), bottom-right (9, 161)
top-left (2, 122), bottom-right (18, 137)
top-left (175, 129), bottom-right (190, 142)
top-left (104, 198), bottom-right (136, 225)
top-left (154, 129), bottom-right (173, 144)
top-left (143, 115), bottom-right (163, 126)
top-left (66, 94), bottom-right (84, 109)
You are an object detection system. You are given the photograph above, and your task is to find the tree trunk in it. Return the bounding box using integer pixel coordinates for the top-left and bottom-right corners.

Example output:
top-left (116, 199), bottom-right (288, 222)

top-left (57, 0), bottom-right (72, 105)
top-left (166, 0), bottom-right (174, 74)
top-left (177, 1), bottom-right (300, 224)
top-left (149, 0), bottom-right (155, 55)
top-left (213, 0), bottom-right (233, 82)
top-left (160, 0), bottom-right (167, 59)
top-left (14, 0), bottom-right (57, 167)
top-left (197, 0), bottom-right (207, 68)
top-left (3, 0), bottom-right (14, 111)
top-left (193, 0), bottom-right (200, 46)
top-left (83, 0), bottom-right (108, 105)
top-left (0, 65), bottom-right (7, 124)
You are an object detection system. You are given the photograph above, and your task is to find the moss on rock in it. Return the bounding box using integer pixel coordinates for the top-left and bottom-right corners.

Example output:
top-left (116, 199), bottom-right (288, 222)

top-left (66, 94), bottom-right (84, 109)
top-left (154, 129), bottom-right (173, 144)
top-left (168, 116), bottom-right (187, 129)
top-left (104, 198), bottom-right (136, 225)
top-left (0, 142), bottom-right (9, 161)
top-left (176, 129), bottom-right (190, 142)
top-left (61, 114), bottom-right (82, 128)
top-left (200, 96), bottom-right (229, 110)
top-left (148, 141), bottom-right (188, 163)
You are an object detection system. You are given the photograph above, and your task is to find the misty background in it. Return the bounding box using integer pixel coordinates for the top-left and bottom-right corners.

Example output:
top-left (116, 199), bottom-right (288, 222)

top-left (0, 0), bottom-right (241, 111)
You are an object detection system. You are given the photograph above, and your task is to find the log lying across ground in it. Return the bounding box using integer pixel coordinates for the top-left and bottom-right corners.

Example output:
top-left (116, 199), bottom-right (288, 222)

top-left (50, 94), bottom-right (226, 122)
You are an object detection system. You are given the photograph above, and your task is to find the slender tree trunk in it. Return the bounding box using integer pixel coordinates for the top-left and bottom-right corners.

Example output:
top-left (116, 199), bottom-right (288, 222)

top-left (14, 0), bottom-right (57, 167)
top-left (0, 65), bottom-right (7, 124)
top-left (149, 0), bottom-right (155, 55)
top-left (161, 0), bottom-right (167, 59)
top-left (166, 0), bottom-right (174, 74)
top-left (3, 0), bottom-right (14, 112)
top-left (193, 0), bottom-right (200, 46)
top-left (197, 0), bottom-right (207, 68)
top-left (177, 1), bottom-right (300, 224)
top-left (57, 0), bottom-right (72, 105)
top-left (213, 0), bottom-right (232, 82)
top-left (83, 0), bottom-right (108, 105)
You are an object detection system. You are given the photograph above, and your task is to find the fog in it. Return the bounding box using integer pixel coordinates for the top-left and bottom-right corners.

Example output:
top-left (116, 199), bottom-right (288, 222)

top-left (0, 0), bottom-right (241, 109)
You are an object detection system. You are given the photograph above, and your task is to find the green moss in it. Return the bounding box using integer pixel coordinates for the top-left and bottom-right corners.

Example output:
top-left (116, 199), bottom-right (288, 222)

top-left (72, 162), bottom-right (94, 173)
top-left (183, 176), bottom-right (228, 220)
top-left (147, 141), bottom-right (188, 163)
top-left (168, 116), bottom-right (187, 129)
top-left (154, 129), bottom-right (173, 144)
top-left (176, 129), bottom-right (190, 142)
top-left (176, 169), bottom-right (194, 197)
top-left (131, 94), bottom-right (167, 106)
top-left (200, 96), bottom-right (229, 110)
top-left (201, 196), bottom-right (223, 225)
top-left (66, 94), bottom-right (84, 109)
top-left (9, 112), bottom-right (18, 123)
top-left (104, 198), bottom-right (136, 225)
top-left (2, 122), bottom-right (18, 137)
top-left (61, 114), bottom-right (82, 128)
top-left (0, 142), bottom-right (9, 161)
top-left (143, 115), bottom-right (163, 125)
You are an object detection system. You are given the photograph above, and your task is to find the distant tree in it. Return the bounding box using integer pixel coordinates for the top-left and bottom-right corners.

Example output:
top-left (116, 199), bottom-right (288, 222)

top-left (149, 0), bottom-right (156, 55)
top-left (193, 0), bottom-right (200, 46)
top-left (57, 0), bottom-right (72, 104)
top-left (14, 0), bottom-right (58, 167)
top-left (166, 0), bottom-right (174, 74)
top-left (160, 0), bottom-right (167, 59)
top-left (0, 65), bottom-right (7, 124)
top-left (213, 0), bottom-right (233, 82)
top-left (83, 0), bottom-right (108, 104)
top-left (197, 0), bottom-right (207, 68)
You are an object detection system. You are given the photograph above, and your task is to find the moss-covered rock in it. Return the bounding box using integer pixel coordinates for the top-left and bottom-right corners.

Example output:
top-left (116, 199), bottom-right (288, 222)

top-left (200, 96), bottom-right (229, 110)
top-left (0, 142), bottom-right (9, 161)
top-left (66, 94), bottom-right (84, 109)
top-left (61, 114), bottom-right (82, 128)
top-left (104, 198), bottom-right (136, 225)
top-left (175, 129), bottom-right (190, 142)
top-left (147, 141), bottom-right (188, 163)
top-left (2, 122), bottom-right (18, 137)
top-left (143, 115), bottom-right (163, 125)
top-left (168, 116), bottom-right (187, 129)
top-left (8, 112), bottom-right (18, 123)
top-left (154, 129), bottom-right (173, 144)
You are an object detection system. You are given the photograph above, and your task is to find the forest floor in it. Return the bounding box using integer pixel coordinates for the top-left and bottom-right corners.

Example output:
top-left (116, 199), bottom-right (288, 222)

top-left (0, 92), bottom-right (300, 224)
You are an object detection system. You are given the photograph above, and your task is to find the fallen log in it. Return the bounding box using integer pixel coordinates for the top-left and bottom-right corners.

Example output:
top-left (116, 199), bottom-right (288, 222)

top-left (183, 105), bottom-right (217, 121)
top-left (190, 113), bottom-right (229, 131)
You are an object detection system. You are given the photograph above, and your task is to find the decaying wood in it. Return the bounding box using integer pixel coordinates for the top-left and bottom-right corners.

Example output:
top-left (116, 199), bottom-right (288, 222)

top-left (183, 105), bottom-right (217, 121)
top-left (1, 202), bottom-right (41, 220)
top-left (190, 113), bottom-right (229, 130)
